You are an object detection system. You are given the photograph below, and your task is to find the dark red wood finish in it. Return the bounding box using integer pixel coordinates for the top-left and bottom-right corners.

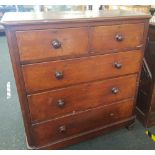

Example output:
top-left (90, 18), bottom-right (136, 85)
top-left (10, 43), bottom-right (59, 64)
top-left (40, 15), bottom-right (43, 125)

top-left (32, 99), bottom-right (134, 147)
top-left (90, 23), bottom-right (144, 53)
top-left (16, 27), bottom-right (89, 61)
top-left (28, 75), bottom-right (137, 123)
top-left (1, 11), bottom-right (150, 149)
top-left (22, 50), bottom-right (142, 93)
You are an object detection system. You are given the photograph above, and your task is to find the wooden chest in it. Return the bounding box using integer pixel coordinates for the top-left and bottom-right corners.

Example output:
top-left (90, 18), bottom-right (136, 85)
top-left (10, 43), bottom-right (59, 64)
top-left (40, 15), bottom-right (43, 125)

top-left (136, 22), bottom-right (155, 127)
top-left (1, 10), bottom-right (150, 149)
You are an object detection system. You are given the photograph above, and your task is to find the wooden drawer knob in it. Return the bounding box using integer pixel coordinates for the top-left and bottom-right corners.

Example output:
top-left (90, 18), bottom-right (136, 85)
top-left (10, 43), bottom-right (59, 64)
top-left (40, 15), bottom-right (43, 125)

top-left (58, 125), bottom-right (66, 133)
top-left (112, 87), bottom-right (119, 94)
top-left (55, 71), bottom-right (63, 80)
top-left (114, 62), bottom-right (122, 69)
top-left (115, 34), bottom-right (124, 42)
top-left (52, 39), bottom-right (61, 49)
top-left (110, 113), bottom-right (114, 117)
top-left (57, 99), bottom-right (65, 107)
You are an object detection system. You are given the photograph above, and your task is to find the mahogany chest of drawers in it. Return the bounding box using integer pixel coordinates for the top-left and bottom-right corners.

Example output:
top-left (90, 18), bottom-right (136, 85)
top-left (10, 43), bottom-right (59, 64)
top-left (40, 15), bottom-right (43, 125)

top-left (136, 22), bottom-right (155, 127)
top-left (1, 11), bottom-right (150, 149)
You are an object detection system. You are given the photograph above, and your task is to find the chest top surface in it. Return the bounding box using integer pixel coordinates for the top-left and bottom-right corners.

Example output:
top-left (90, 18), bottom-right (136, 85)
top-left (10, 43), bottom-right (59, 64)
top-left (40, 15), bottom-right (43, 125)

top-left (1, 10), bottom-right (150, 26)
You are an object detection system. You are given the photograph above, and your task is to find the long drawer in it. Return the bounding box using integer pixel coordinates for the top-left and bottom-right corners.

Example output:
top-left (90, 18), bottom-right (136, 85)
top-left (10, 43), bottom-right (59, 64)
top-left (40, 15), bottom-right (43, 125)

top-left (32, 99), bottom-right (134, 147)
top-left (28, 74), bottom-right (137, 123)
top-left (22, 50), bottom-right (142, 93)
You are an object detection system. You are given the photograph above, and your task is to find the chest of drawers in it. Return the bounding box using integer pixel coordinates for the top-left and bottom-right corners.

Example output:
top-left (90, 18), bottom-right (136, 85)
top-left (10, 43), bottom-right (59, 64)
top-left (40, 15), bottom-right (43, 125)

top-left (1, 10), bottom-right (150, 149)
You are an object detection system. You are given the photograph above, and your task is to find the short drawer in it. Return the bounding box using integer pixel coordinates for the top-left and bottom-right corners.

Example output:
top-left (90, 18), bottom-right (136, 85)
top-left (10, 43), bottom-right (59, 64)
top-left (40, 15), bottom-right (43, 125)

top-left (16, 27), bottom-right (89, 62)
top-left (22, 50), bottom-right (142, 93)
top-left (90, 23), bottom-right (144, 53)
top-left (32, 99), bottom-right (134, 147)
top-left (28, 74), bottom-right (137, 122)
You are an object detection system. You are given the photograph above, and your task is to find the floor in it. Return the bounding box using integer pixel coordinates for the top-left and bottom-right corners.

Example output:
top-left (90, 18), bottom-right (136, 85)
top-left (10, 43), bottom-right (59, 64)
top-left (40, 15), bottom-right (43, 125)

top-left (0, 35), bottom-right (155, 150)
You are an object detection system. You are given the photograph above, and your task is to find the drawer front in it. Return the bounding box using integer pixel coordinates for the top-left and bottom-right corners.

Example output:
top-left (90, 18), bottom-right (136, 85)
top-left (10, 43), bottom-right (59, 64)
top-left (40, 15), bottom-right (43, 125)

top-left (16, 27), bottom-right (89, 62)
top-left (22, 50), bottom-right (142, 93)
top-left (28, 75), bottom-right (137, 122)
top-left (90, 23), bottom-right (144, 53)
top-left (32, 99), bottom-right (134, 147)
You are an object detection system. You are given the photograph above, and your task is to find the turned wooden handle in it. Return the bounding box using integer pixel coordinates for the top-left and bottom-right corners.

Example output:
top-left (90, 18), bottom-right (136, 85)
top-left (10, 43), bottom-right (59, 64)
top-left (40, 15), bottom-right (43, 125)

top-left (111, 87), bottom-right (119, 94)
top-left (114, 62), bottom-right (122, 69)
top-left (55, 71), bottom-right (63, 80)
top-left (57, 99), bottom-right (65, 107)
top-left (58, 125), bottom-right (66, 133)
top-left (52, 39), bottom-right (61, 49)
top-left (115, 34), bottom-right (124, 42)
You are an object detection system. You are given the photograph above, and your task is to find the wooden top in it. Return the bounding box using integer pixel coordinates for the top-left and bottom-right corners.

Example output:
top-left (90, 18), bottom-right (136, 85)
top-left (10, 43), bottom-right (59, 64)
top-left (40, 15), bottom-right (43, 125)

top-left (1, 10), bottom-right (151, 26)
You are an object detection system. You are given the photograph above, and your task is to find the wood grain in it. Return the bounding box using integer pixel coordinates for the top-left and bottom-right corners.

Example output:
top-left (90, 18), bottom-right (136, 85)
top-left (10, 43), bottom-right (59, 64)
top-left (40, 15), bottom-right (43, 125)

top-left (90, 23), bottom-right (144, 53)
top-left (22, 50), bottom-right (142, 93)
top-left (28, 74), bottom-right (137, 123)
top-left (1, 10), bottom-right (150, 26)
top-left (2, 11), bottom-right (149, 149)
top-left (32, 99), bottom-right (134, 147)
top-left (16, 27), bottom-right (89, 61)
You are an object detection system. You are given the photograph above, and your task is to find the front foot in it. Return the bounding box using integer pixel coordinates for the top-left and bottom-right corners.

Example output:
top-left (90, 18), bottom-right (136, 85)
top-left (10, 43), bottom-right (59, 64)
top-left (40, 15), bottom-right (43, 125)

top-left (126, 121), bottom-right (135, 130)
